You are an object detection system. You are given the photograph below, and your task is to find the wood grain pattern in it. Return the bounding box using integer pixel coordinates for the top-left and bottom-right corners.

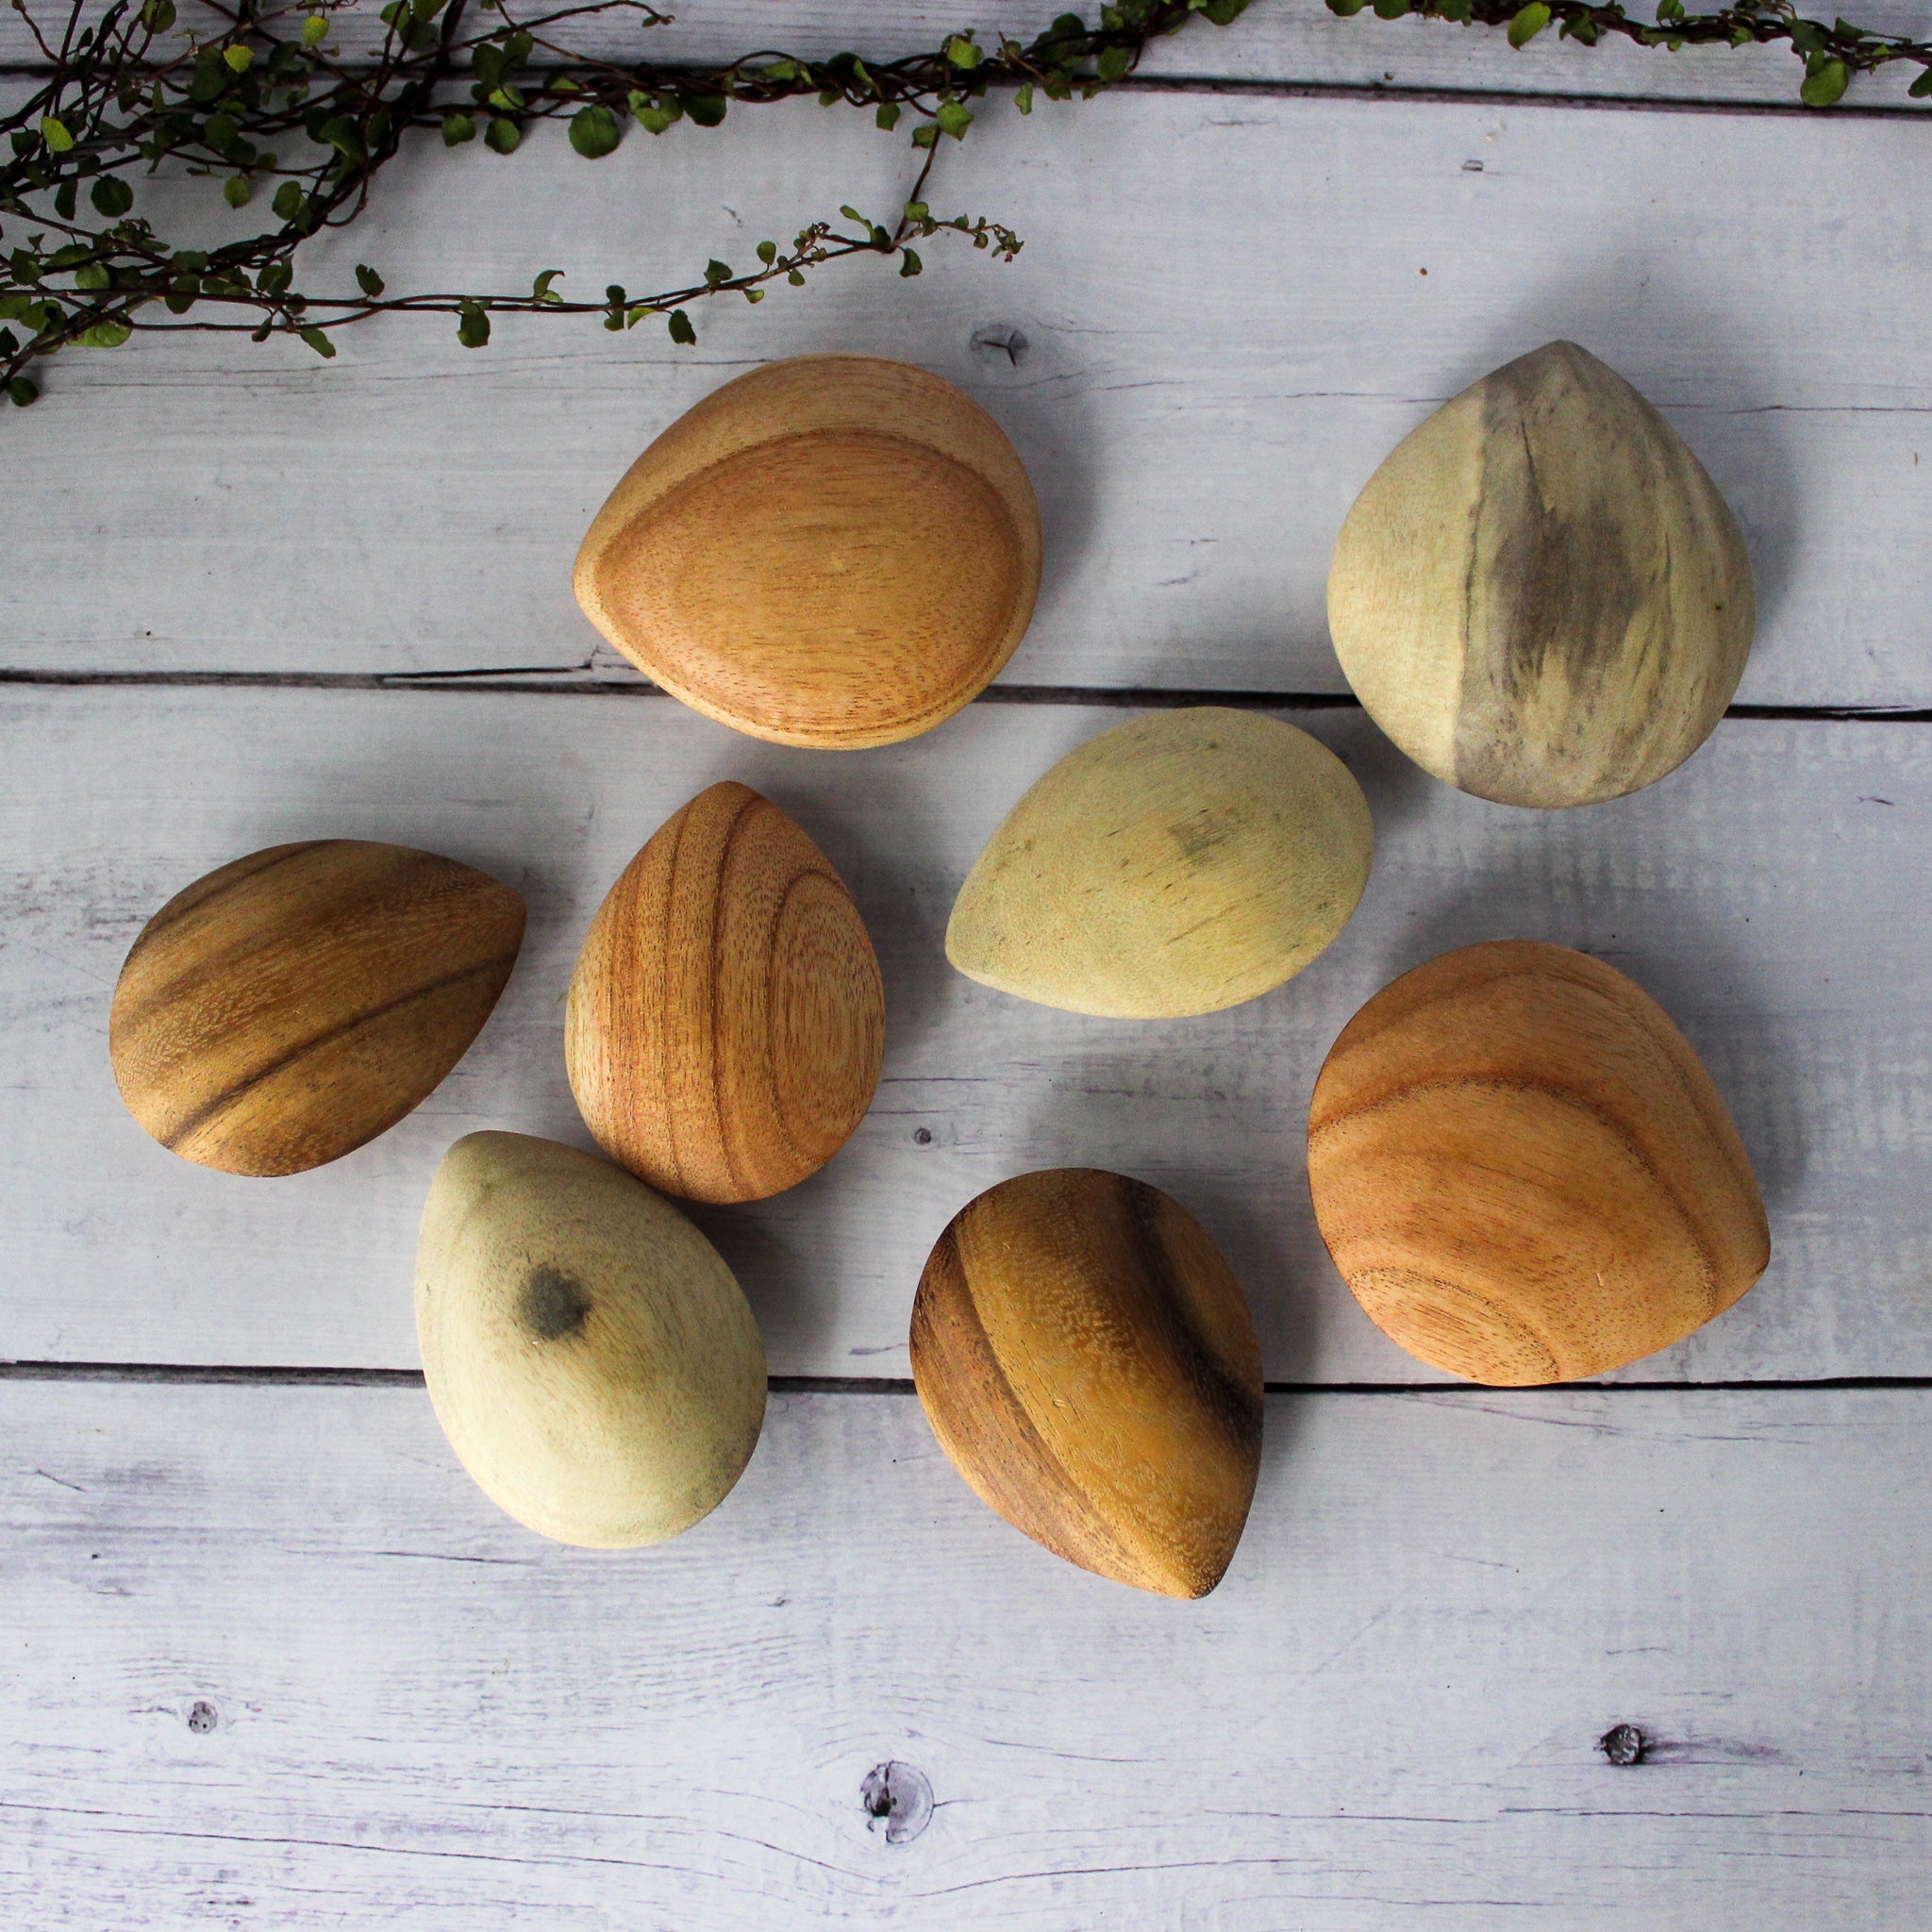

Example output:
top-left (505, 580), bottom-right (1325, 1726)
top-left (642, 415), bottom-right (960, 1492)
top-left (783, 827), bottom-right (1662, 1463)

top-left (416, 1131), bottom-right (766, 1547)
top-left (574, 354), bottom-right (1041, 748)
top-left (1308, 940), bottom-right (1771, 1386)
top-left (9, 1377), bottom-right (1932, 1929)
top-left (910, 1167), bottom-right (1262, 1599)
top-left (108, 840), bottom-right (525, 1176)
top-left (565, 779), bottom-right (885, 1204)
top-left (945, 707), bottom-right (1374, 1017)
top-left (1328, 341), bottom-right (1756, 808)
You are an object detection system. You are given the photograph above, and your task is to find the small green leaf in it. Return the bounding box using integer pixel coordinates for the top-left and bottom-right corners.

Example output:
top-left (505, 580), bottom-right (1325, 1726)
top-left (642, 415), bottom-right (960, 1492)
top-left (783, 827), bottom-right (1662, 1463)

top-left (840, 205), bottom-right (864, 223)
top-left (1016, 81), bottom-right (1035, 113)
top-left (356, 263), bottom-right (385, 297)
top-left (78, 318), bottom-right (133, 347)
top-left (144, 0), bottom-right (177, 30)
top-left (667, 308), bottom-right (696, 344)
top-left (224, 43), bottom-right (253, 72)
top-left (302, 11), bottom-right (329, 44)
top-left (91, 175), bottom-right (135, 217)
top-left (40, 117), bottom-right (75, 154)
top-left (1910, 66), bottom-right (1932, 96)
top-left (1096, 44), bottom-right (1132, 81)
top-left (898, 247), bottom-right (922, 278)
top-left (75, 263), bottom-right (110, 290)
top-left (685, 95), bottom-right (727, 127)
top-left (7, 377), bottom-right (40, 407)
top-left (875, 101), bottom-right (901, 129)
top-left (1801, 55), bottom-right (1849, 106)
top-left (300, 325), bottom-right (336, 358)
top-left (458, 304), bottom-right (490, 347)
top-left (1202, 0), bottom-right (1251, 20)
top-left (704, 258), bottom-right (732, 286)
top-left (1439, 0), bottom-right (1473, 17)
top-left (1507, 1), bottom-right (1551, 46)
top-left (1373, 0), bottom-right (1409, 16)
top-left (273, 180), bottom-right (304, 220)
top-left (1790, 20), bottom-right (1823, 54)
top-left (744, 287), bottom-right (764, 302)
top-left (258, 260), bottom-right (291, 294)
top-left (487, 86), bottom-right (525, 111)
top-left (55, 180), bottom-right (78, 221)
top-left (485, 116), bottom-right (522, 155)
top-left (569, 104), bottom-right (624, 158)
top-left (910, 123), bottom-right (938, 149)
top-left (935, 99), bottom-right (974, 140)
top-left (441, 112), bottom-right (476, 145)
top-left (756, 240), bottom-right (777, 264)
top-left (224, 175), bottom-right (253, 208)
top-left (788, 269), bottom-right (805, 286)
top-left (945, 33), bottom-right (982, 68)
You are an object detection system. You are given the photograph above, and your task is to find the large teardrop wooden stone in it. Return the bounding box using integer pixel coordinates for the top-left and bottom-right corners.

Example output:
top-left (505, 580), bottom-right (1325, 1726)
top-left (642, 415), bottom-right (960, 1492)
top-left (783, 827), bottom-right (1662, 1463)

top-left (911, 1168), bottom-right (1264, 1599)
top-left (110, 840), bottom-right (525, 1175)
top-left (417, 1132), bottom-right (767, 1548)
top-left (573, 355), bottom-right (1042, 749)
top-left (1307, 941), bottom-right (1770, 1385)
top-left (1327, 341), bottom-right (1755, 808)
top-left (565, 781), bottom-right (885, 1204)
top-left (945, 707), bottom-right (1373, 1017)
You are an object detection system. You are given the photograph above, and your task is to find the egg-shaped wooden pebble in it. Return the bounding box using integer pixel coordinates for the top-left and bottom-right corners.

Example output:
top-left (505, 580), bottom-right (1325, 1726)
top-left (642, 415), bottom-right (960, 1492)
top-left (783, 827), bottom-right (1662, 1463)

top-left (911, 1168), bottom-right (1263, 1599)
top-left (109, 841), bottom-right (525, 1176)
top-left (416, 1132), bottom-right (766, 1547)
top-left (946, 707), bottom-right (1373, 1018)
top-left (1327, 341), bottom-right (1755, 808)
top-left (1307, 941), bottom-right (1770, 1386)
top-left (573, 355), bottom-right (1042, 749)
top-left (566, 781), bottom-right (885, 1204)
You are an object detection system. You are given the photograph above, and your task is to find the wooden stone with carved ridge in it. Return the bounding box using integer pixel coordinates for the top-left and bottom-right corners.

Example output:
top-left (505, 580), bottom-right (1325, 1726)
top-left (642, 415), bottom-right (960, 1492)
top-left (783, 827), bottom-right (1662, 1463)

top-left (1327, 341), bottom-right (1755, 808)
top-left (910, 1168), bottom-right (1264, 1600)
top-left (565, 780), bottom-right (885, 1205)
top-left (1307, 941), bottom-right (1771, 1386)
top-left (109, 840), bottom-right (525, 1176)
top-left (572, 354), bottom-right (1042, 749)
top-left (416, 1131), bottom-right (767, 1548)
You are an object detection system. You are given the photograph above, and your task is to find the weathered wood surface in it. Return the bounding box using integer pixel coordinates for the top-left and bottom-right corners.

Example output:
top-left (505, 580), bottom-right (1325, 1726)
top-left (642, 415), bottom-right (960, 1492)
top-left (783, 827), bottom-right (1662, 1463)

top-left (4, 1376), bottom-right (1928, 1928)
top-left (3, 683), bottom-right (1925, 1380)
top-left (6, 87), bottom-right (1932, 705)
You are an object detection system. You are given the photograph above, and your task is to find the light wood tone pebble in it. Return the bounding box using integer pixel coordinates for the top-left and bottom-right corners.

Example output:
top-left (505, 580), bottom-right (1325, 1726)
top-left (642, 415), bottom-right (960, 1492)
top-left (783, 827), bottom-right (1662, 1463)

top-left (1327, 341), bottom-right (1755, 808)
top-left (573, 354), bottom-right (1041, 749)
top-left (1307, 940), bottom-right (1770, 1386)
top-left (415, 1130), bottom-right (766, 1548)
top-left (944, 707), bottom-right (1374, 1018)
top-left (910, 1167), bottom-right (1263, 1600)
top-left (108, 840), bottom-right (525, 1176)
top-left (565, 780), bottom-right (885, 1205)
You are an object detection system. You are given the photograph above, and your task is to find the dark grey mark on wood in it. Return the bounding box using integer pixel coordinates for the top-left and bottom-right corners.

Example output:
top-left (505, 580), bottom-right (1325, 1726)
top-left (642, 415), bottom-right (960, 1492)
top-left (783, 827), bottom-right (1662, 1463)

top-left (913, 1127), bottom-right (934, 1146)
top-left (1859, 797), bottom-right (1897, 806)
top-left (33, 1467), bottom-right (86, 1491)
top-left (519, 1266), bottom-right (592, 1342)
top-left (1600, 1724), bottom-right (1647, 1766)
top-left (1462, 158), bottom-right (1485, 172)
top-left (970, 324), bottom-right (1028, 368)
top-left (861, 1761), bottom-right (934, 1844)
top-left (187, 1701), bottom-right (220, 1735)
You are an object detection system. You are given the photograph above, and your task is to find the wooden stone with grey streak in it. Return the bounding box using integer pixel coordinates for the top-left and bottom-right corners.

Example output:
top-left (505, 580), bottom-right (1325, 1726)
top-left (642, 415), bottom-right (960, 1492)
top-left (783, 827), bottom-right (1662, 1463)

top-left (910, 1167), bottom-right (1263, 1599)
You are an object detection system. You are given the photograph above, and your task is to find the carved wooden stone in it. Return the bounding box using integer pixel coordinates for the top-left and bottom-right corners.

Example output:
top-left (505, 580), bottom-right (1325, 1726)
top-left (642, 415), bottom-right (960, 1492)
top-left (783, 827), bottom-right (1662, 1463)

top-left (910, 1167), bottom-right (1263, 1599)
top-left (573, 354), bottom-right (1042, 749)
top-left (1307, 941), bottom-right (1771, 1385)
top-left (1327, 341), bottom-right (1755, 808)
top-left (109, 840), bottom-right (525, 1175)
top-left (565, 780), bottom-right (885, 1204)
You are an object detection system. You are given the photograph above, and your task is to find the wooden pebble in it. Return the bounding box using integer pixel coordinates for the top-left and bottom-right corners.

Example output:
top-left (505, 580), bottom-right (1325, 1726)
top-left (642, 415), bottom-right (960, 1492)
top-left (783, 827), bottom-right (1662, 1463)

top-left (1327, 341), bottom-right (1755, 808)
top-left (1307, 941), bottom-right (1771, 1386)
top-left (573, 354), bottom-right (1042, 749)
top-left (566, 780), bottom-right (885, 1204)
top-left (416, 1132), bottom-right (766, 1548)
top-left (910, 1168), bottom-right (1263, 1599)
top-left (109, 840), bottom-right (525, 1176)
top-left (945, 707), bottom-right (1373, 1017)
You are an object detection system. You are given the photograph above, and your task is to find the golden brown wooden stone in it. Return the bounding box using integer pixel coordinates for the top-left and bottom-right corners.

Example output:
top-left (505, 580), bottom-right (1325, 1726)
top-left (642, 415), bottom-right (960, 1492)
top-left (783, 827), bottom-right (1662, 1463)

top-left (565, 780), bottom-right (885, 1204)
top-left (109, 840), bottom-right (525, 1176)
top-left (573, 355), bottom-right (1042, 749)
top-left (417, 1132), bottom-right (767, 1548)
top-left (910, 1167), bottom-right (1263, 1599)
top-left (1307, 941), bottom-right (1770, 1385)
top-left (1327, 341), bottom-right (1755, 808)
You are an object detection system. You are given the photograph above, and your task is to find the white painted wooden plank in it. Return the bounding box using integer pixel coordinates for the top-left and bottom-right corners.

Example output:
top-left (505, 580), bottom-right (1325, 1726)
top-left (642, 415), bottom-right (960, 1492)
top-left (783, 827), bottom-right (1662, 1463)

top-left (2, 683), bottom-right (1926, 1378)
top-left (8, 90), bottom-right (1932, 703)
top-left (8, 0), bottom-right (1931, 107)
top-left (4, 1377), bottom-right (1929, 1928)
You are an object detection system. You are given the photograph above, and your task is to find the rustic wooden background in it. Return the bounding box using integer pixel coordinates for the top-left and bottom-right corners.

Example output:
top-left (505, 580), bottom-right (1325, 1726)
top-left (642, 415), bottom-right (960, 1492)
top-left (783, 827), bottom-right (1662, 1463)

top-left (5, 3), bottom-right (1930, 1924)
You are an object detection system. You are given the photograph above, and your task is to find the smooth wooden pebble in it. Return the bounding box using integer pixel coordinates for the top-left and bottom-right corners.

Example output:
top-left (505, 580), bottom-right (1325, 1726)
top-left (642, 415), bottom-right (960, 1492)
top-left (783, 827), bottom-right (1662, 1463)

top-left (945, 707), bottom-right (1373, 1017)
top-left (1327, 341), bottom-right (1755, 808)
top-left (573, 354), bottom-right (1042, 749)
top-left (910, 1167), bottom-right (1263, 1599)
top-left (1307, 941), bottom-right (1771, 1386)
top-left (566, 781), bottom-right (885, 1204)
top-left (416, 1132), bottom-right (766, 1548)
top-left (109, 840), bottom-right (525, 1175)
